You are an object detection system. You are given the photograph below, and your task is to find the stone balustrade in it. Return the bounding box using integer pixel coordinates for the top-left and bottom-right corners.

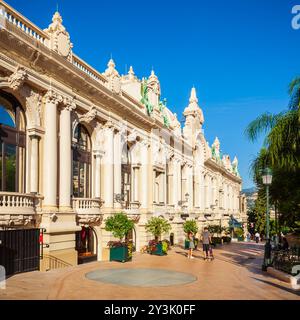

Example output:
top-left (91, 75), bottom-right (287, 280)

top-left (153, 203), bottom-right (166, 214)
top-left (73, 54), bottom-right (107, 84)
top-left (0, 2), bottom-right (49, 45)
top-left (72, 197), bottom-right (103, 215)
top-left (0, 192), bottom-right (41, 215)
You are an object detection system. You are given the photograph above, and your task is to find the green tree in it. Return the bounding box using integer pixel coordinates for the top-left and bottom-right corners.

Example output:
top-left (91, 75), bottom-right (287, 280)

top-left (145, 217), bottom-right (171, 241)
top-left (245, 77), bottom-right (300, 231)
top-left (183, 220), bottom-right (198, 235)
top-left (105, 213), bottom-right (134, 242)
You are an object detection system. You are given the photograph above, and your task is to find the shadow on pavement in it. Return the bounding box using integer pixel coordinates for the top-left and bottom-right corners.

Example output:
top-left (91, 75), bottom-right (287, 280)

top-left (252, 277), bottom-right (300, 297)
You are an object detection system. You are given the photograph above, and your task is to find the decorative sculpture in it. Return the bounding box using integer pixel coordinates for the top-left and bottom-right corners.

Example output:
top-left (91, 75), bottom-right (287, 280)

top-left (140, 78), bottom-right (153, 115)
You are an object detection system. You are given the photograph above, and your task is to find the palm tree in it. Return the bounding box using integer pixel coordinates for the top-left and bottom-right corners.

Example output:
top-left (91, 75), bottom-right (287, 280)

top-left (246, 77), bottom-right (300, 231)
top-left (245, 77), bottom-right (300, 170)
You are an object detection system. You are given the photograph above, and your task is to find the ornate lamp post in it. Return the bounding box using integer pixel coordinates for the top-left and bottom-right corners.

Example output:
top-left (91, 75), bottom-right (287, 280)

top-left (262, 167), bottom-right (273, 271)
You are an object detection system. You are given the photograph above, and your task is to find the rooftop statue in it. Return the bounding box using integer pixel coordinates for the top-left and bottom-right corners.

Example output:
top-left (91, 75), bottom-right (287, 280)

top-left (211, 137), bottom-right (221, 162)
top-left (140, 78), bottom-right (153, 116)
top-left (159, 98), bottom-right (170, 128)
top-left (232, 156), bottom-right (240, 177)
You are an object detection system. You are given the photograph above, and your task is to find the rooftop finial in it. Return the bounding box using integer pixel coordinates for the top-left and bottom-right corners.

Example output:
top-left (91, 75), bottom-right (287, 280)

top-left (128, 66), bottom-right (135, 80)
top-left (108, 58), bottom-right (115, 68)
top-left (189, 87), bottom-right (198, 103)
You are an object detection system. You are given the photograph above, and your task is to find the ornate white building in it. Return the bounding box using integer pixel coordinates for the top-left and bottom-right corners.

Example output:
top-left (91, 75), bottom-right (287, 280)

top-left (0, 2), bottom-right (246, 271)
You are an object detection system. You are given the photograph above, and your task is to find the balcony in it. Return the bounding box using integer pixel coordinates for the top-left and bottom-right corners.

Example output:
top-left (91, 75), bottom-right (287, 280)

top-left (0, 192), bottom-right (42, 215)
top-left (72, 197), bottom-right (104, 215)
top-left (153, 202), bottom-right (166, 215)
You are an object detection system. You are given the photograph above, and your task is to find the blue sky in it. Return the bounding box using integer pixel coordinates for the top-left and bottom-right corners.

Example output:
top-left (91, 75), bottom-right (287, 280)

top-left (4, 0), bottom-right (300, 188)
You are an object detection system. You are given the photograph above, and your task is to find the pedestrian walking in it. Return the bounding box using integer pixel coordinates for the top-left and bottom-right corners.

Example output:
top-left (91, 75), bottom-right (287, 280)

top-left (187, 232), bottom-right (195, 259)
top-left (246, 232), bottom-right (251, 242)
top-left (201, 227), bottom-right (212, 260)
top-left (255, 232), bottom-right (260, 243)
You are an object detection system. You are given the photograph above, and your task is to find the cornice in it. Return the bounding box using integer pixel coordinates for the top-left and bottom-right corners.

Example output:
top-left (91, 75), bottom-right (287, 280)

top-left (205, 158), bottom-right (241, 183)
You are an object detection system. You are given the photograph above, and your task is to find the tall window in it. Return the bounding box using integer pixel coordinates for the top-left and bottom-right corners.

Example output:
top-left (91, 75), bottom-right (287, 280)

top-left (121, 144), bottom-right (131, 208)
top-left (0, 91), bottom-right (25, 192)
top-left (72, 124), bottom-right (91, 198)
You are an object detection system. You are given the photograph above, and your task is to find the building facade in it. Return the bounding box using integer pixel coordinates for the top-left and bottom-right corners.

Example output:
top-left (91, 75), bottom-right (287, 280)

top-left (0, 2), bottom-right (246, 270)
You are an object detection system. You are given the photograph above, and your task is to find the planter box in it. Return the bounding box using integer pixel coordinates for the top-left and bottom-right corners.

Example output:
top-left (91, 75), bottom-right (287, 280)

top-left (110, 246), bottom-right (131, 263)
top-left (184, 240), bottom-right (190, 249)
top-left (151, 243), bottom-right (166, 256)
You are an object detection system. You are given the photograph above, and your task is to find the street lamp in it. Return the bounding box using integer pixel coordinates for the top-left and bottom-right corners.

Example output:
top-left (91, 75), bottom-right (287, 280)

top-left (262, 167), bottom-right (273, 271)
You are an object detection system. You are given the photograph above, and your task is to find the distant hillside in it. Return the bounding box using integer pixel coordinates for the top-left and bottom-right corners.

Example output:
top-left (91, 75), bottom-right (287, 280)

top-left (242, 187), bottom-right (257, 194)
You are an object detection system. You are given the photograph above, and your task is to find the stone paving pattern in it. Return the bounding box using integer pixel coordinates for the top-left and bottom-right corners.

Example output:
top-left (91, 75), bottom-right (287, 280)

top-left (0, 242), bottom-right (299, 300)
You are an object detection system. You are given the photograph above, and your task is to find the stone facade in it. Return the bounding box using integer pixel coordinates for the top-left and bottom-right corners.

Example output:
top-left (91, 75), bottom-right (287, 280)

top-left (0, 2), bottom-right (246, 269)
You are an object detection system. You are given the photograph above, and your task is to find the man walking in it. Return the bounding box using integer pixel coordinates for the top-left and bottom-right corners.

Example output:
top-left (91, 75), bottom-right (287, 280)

top-left (201, 227), bottom-right (212, 260)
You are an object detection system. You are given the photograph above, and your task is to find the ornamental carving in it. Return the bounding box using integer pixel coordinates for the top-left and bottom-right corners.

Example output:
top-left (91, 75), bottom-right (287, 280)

top-left (79, 105), bottom-right (96, 123)
top-left (63, 96), bottom-right (76, 111)
top-left (103, 59), bottom-right (121, 95)
top-left (0, 67), bottom-right (27, 91)
top-left (44, 12), bottom-right (73, 60)
top-left (8, 67), bottom-right (27, 91)
top-left (77, 214), bottom-right (103, 227)
top-left (20, 85), bottom-right (43, 128)
top-left (43, 89), bottom-right (63, 105)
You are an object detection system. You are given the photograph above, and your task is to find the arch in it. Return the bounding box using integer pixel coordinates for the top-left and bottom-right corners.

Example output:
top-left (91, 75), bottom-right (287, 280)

top-left (0, 90), bottom-right (26, 192)
top-left (72, 123), bottom-right (92, 198)
top-left (75, 225), bottom-right (98, 264)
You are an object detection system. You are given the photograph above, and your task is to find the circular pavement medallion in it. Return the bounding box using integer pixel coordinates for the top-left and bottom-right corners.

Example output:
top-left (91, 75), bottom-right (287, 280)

top-left (85, 268), bottom-right (197, 287)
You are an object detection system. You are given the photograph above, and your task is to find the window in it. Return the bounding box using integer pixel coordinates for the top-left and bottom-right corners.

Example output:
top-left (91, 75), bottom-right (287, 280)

top-left (0, 91), bottom-right (26, 192)
top-left (72, 124), bottom-right (91, 198)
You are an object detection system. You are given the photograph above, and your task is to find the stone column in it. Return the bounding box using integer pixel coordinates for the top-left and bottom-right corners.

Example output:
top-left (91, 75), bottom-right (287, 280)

top-left (133, 167), bottom-right (139, 202)
top-left (43, 91), bottom-right (60, 209)
top-left (59, 100), bottom-right (75, 210)
top-left (94, 151), bottom-right (102, 198)
top-left (140, 141), bottom-right (149, 210)
top-left (194, 167), bottom-right (200, 208)
top-left (103, 121), bottom-right (114, 210)
top-left (113, 130), bottom-right (122, 208)
top-left (172, 158), bottom-right (179, 208)
top-left (187, 165), bottom-right (193, 209)
top-left (177, 161), bottom-right (182, 204)
top-left (29, 134), bottom-right (40, 194)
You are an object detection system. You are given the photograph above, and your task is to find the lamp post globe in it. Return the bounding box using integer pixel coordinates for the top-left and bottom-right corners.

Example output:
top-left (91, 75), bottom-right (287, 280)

top-left (262, 167), bottom-right (273, 271)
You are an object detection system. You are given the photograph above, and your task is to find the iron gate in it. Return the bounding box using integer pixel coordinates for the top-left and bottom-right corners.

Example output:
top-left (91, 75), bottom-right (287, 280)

top-left (0, 228), bottom-right (41, 276)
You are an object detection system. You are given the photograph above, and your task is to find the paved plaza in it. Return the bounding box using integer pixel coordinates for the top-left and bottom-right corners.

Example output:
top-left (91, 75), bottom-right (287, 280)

top-left (0, 242), bottom-right (299, 300)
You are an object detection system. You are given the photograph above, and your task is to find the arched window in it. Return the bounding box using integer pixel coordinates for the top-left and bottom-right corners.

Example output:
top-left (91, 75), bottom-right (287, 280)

top-left (121, 144), bottom-right (131, 208)
top-left (0, 91), bottom-right (26, 192)
top-left (72, 123), bottom-right (91, 198)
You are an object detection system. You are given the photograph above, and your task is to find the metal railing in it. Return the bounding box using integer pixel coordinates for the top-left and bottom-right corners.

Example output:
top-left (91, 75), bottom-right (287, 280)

top-left (272, 246), bottom-right (300, 275)
top-left (43, 254), bottom-right (72, 271)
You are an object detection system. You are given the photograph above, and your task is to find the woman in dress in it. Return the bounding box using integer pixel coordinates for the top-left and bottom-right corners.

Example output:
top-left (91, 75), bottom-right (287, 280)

top-left (188, 232), bottom-right (195, 259)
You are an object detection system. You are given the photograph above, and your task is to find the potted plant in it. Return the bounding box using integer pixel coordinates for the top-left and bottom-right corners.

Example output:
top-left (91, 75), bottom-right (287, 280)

top-left (234, 227), bottom-right (244, 241)
top-left (145, 217), bottom-right (171, 256)
top-left (105, 212), bottom-right (134, 262)
top-left (183, 220), bottom-right (198, 249)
